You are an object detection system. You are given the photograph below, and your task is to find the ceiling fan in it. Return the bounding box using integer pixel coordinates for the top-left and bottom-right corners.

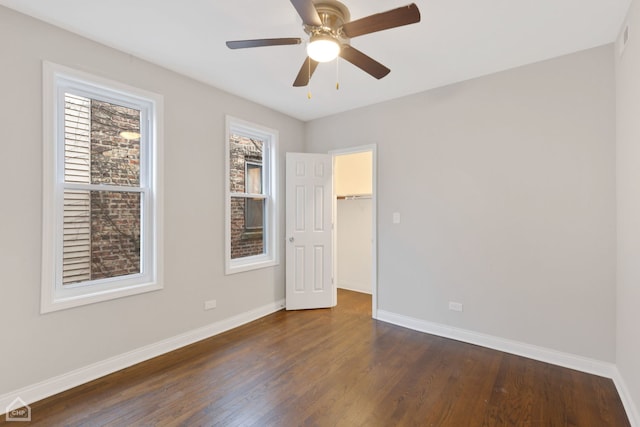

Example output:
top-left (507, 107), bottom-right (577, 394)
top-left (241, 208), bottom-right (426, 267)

top-left (226, 0), bottom-right (421, 87)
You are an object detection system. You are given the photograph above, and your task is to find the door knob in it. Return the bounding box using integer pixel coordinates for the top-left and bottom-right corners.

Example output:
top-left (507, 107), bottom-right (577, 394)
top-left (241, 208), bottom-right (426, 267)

top-left (289, 237), bottom-right (295, 242)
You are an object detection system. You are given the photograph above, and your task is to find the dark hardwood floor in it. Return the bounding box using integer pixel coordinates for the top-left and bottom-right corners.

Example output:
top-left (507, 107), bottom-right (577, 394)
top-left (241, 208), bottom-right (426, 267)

top-left (3, 290), bottom-right (629, 426)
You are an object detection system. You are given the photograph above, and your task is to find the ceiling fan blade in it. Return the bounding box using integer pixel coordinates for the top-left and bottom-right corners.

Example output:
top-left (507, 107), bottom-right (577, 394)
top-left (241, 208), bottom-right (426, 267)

top-left (226, 38), bottom-right (302, 49)
top-left (290, 0), bottom-right (322, 26)
top-left (293, 57), bottom-right (319, 87)
top-left (339, 45), bottom-right (390, 80)
top-left (342, 3), bottom-right (421, 38)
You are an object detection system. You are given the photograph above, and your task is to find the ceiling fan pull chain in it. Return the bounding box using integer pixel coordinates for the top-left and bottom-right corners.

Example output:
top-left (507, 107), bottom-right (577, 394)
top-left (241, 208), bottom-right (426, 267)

top-left (336, 57), bottom-right (340, 90)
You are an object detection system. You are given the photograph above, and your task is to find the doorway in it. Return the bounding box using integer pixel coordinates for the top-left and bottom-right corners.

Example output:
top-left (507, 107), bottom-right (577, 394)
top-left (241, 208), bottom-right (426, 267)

top-left (331, 145), bottom-right (377, 318)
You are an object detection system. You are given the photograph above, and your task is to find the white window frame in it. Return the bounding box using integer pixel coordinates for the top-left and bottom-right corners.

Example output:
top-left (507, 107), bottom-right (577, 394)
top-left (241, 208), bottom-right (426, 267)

top-left (41, 61), bottom-right (164, 313)
top-left (225, 115), bottom-right (278, 274)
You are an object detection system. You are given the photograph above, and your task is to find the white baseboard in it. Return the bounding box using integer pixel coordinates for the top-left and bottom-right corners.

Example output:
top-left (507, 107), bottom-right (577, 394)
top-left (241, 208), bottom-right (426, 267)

top-left (337, 284), bottom-right (372, 295)
top-left (612, 368), bottom-right (640, 427)
top-left (376, 310), bottom-right (616, 378)
top-left (0, 299), bottom-right (285, 414)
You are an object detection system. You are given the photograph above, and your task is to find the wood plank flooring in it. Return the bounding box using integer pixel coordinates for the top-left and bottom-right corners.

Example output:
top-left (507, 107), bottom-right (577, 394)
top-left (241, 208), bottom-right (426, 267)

top-left (2, 290), bottom-right (629, 426)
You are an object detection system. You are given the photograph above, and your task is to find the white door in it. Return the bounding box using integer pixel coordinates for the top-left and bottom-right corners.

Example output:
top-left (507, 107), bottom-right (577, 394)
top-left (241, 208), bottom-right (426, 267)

top-left (285, 152), bottom-right (335, 310)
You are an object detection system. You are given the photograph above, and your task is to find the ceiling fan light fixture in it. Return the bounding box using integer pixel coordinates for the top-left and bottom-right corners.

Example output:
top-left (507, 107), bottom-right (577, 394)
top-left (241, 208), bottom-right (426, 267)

top-left (307, 34), bottom-right (340, 62)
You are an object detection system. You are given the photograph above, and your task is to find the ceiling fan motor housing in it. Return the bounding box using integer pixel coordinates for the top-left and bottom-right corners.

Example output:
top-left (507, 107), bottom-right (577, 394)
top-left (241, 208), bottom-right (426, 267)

top-left (306, 1), bottom-right (351, 45)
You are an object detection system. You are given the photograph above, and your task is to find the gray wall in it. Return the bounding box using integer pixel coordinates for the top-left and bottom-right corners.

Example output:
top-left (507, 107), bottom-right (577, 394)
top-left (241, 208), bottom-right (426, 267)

top-left (0, 6), bottom-right (304, 395)
top-left (306, 45), bottom-right (617, 362)
top-left (616, 0), bottom-right (640, 419)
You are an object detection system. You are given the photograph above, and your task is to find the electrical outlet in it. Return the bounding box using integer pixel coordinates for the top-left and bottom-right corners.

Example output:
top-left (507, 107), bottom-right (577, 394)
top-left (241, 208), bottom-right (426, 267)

top-left (393, 212), bottom-right (401, 224)
top-left (448, 301), bottom-right (463, 312)
top-left (204, 300), bottom-right (217, 310)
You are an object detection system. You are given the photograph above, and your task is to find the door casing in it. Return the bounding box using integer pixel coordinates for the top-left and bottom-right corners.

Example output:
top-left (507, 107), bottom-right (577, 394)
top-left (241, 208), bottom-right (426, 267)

top-left (330, 145), bottom-right (378, 318)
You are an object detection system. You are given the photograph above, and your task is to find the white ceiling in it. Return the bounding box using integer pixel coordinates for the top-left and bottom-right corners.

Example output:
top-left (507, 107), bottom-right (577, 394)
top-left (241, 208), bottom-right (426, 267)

top-left (0, 0), bottom-right (631, 121)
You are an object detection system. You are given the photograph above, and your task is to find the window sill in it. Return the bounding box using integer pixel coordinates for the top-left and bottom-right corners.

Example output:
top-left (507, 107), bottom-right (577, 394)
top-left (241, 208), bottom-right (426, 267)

top-left (225, 255), bottom-right (278, 275)
top-left (41, 280), bottom-right (162, 314)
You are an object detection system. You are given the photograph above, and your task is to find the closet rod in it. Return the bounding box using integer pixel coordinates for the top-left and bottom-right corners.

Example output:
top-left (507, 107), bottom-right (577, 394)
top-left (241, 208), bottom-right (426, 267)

top-left (336, 194), bottom-right (372, 200)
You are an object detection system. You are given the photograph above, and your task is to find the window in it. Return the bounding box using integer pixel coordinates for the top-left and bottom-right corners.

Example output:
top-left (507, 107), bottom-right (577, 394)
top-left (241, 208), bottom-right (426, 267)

top-left (245, 162), bottom-right (263, 231)
top-left (42, 62), bottom-right (163, 313)
top-left (225, 116), bottom-right (278, 274)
